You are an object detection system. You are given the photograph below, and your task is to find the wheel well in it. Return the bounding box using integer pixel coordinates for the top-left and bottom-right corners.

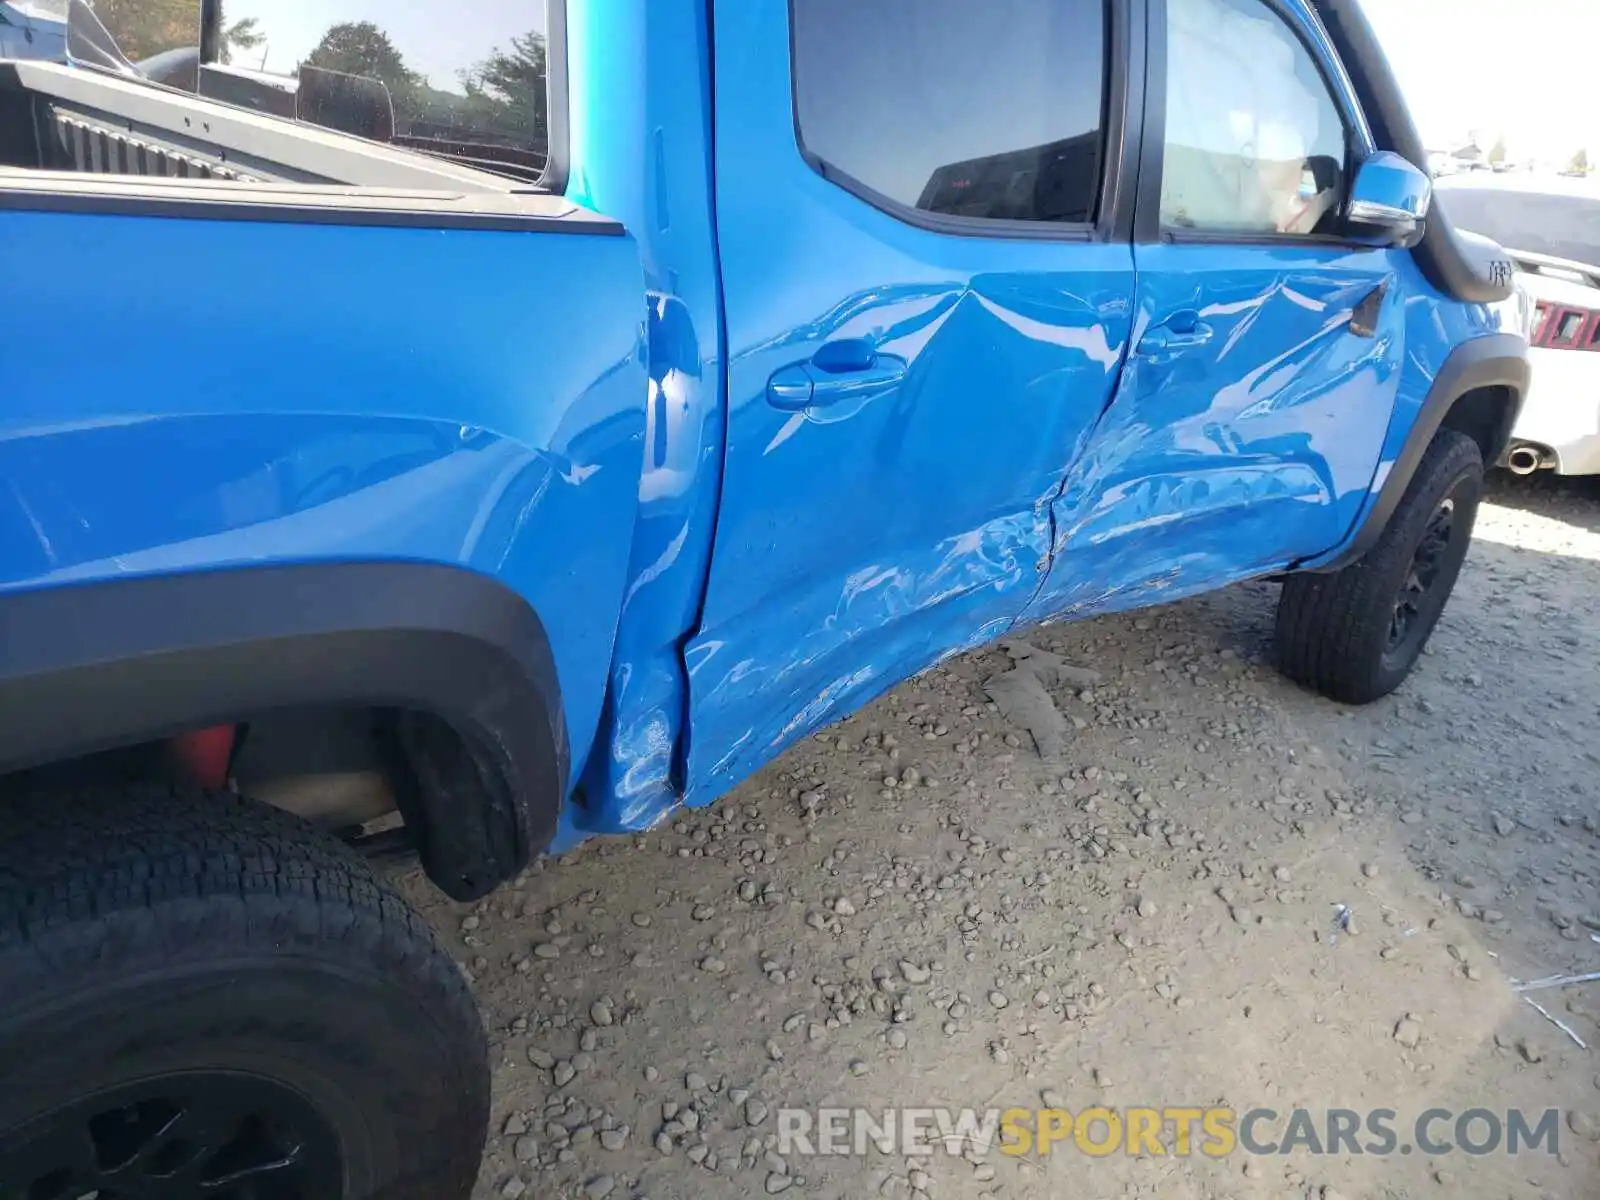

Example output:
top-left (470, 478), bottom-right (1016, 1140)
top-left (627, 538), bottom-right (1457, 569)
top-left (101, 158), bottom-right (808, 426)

top-left (1439, 384), bottom-right (1517, 466)
top-left (0, 563), bottom-right (569, 901)
top-left (0, 702), bottom-right (521, 901)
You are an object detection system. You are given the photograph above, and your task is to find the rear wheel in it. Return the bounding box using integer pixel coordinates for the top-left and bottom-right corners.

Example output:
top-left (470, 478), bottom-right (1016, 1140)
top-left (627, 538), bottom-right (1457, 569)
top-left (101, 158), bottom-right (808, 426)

top-left (1276, 428), bottom-right (1482, 703)
top-left (0, 785), bottom-right (488, 1199)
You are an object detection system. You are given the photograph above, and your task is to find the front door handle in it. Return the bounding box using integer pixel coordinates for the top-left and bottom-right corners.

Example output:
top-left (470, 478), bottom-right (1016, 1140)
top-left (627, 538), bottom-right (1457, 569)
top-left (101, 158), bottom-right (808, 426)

top-left (1137, 316), bottom-right (1215, 359)
top-left (767, 342), bottom-right (908, 411)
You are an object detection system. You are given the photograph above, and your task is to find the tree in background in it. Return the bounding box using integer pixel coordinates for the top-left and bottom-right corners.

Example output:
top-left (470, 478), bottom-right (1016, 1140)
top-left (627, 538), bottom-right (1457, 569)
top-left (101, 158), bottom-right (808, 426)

top-left (1487, 136), bottom-right (1507, 167)
top-left (89, 0), bottom-right (196, 60)
top-left (221, 14), bottom-right (263, 66)
top-left (303, 21), bottom-right (417, 101)
top-left (459, 31), bottom-right (547, 147)
top-left (1570, 148), bottom-right (1591, 175)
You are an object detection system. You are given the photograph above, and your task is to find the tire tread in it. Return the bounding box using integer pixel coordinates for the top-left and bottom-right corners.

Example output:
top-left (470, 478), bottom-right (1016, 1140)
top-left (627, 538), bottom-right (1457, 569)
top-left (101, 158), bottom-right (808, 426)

top-left (1277, 429), bottom-right (1482, 704)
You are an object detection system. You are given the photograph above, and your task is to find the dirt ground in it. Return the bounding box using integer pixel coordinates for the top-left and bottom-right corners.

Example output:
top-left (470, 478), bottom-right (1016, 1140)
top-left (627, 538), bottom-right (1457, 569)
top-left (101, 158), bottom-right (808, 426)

top-left (400, 471), bottom-right (1600, 1200)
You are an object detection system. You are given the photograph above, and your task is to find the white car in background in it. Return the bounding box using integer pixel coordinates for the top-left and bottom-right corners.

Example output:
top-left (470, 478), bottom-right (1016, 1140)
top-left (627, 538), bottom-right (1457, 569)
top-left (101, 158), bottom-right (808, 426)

top-left (1436, 174), bottom-right (1600, 476)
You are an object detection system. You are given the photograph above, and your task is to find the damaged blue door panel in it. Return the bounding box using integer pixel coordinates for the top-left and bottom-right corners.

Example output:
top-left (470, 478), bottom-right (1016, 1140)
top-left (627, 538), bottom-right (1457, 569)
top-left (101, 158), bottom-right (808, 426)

top-left (1022, 242), bottom-right (1405, 625)
top-left (681, 0), bottom-right (1135, 804)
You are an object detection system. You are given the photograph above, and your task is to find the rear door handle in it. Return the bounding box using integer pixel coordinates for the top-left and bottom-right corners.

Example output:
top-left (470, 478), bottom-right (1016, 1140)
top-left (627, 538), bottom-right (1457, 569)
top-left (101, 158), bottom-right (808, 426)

top-left (1137, 318), bottom-right (1215, 359)
top-left (767, 342), bottom-right (908, 411)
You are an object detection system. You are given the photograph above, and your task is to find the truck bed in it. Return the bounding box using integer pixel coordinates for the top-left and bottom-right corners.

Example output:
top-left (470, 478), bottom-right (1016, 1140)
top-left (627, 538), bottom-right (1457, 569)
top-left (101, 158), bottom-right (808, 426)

top-left (0, 58), bottom-right (527, 192)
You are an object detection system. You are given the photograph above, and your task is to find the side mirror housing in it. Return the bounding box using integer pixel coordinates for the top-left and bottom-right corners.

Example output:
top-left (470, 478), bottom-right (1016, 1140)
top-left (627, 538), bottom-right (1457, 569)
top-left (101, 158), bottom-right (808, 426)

top-left (1346, 151), bottom-right (1432, 243)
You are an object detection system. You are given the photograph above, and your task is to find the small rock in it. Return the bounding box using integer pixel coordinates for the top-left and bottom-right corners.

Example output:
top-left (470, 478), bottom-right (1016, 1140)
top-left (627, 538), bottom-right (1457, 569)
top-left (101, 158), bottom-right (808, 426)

top-left (499, 1178), bottom-right (527, 1198)
top-left (1092, 1067), bottom-right (1111, 1087)
top-left (834, 897), bottom-right (858, 916)
top-left (850, 1059), bottom-right (869, 1076)
top-left (747, 1099), bottom-right (770, 1127)
top-left (600, 1127), bottom-right (628, 1152)
top-left (887, 1028), bottom-right (908, 1050)
top-left (644, 1065), bottom-right (660, 1083)
top-left (503, 1113), bottom-right (528, 1136)
top-left (526, 1047), bottom-right (555, 1070)
top-left (513, 1135), bottom-right (539, 1163)
top-left (583, 1175), bottom-right (616, 1199)
top-left (631, 912), bottom-right (652, 927)
top-left (1393, 1018), bottom-right (1422, 1049)
top-left (1361, 862), bottom-right (1379, 878)
top-left (655, 1132), bottom-right (673, 1155)
top-left (553, 1061), bottom-right (577, 1087)
top-left (699, 956), bottom-right (727, 975)
top-left (686, 1071), bottom-right (708, 1091)
top-left (590, 1000), bottom-right (614, 1027)
top-left (1041, 1088), bottom-right (1065, 1108)
top-left (766, 1173), bottom-right (794, 1194)
top-left (1567, 1110), bottom-right (1599, 1141)
top-left (900, 961), bottom-right (931, 985)
top-left (1491, 814), bottom-right (1516, 837)
top-left (533, 943), bottom-right (560, 959)
top-left (988, 990), bottom-right (1010, 1009)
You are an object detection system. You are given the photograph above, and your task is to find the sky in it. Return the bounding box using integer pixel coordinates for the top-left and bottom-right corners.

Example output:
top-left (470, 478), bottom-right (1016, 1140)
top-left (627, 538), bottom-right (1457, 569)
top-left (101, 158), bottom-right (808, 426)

top-left (1363, 0), bottom-right (1594, 161)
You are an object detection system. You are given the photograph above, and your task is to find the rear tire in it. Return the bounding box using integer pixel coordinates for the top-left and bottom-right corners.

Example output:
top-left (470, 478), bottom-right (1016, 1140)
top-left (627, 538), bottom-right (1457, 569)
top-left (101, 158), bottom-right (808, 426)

top-left (1276, 428), bottom-right (1482, 704)
top-left (0, 784), bottom-right (488, 1199)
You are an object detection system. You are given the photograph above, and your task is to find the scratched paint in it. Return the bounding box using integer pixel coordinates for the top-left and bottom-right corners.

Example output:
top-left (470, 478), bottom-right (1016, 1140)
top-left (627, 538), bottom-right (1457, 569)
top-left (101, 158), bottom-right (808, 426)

top-left (682, 508), bottom-right (1036, 802)
top-left (1023, 244), bottom-right (1406, 625)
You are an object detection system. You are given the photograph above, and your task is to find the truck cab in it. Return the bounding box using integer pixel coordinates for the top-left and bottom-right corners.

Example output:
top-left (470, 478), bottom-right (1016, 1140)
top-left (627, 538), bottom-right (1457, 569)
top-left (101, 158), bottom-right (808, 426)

top-left (0, 2), bottom-right (1526, 1196)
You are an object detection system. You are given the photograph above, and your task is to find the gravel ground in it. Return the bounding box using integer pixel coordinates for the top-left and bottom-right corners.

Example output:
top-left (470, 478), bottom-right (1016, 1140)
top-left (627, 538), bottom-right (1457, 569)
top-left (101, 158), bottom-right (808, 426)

top-left (399, 472), bottom-right (1600, 1200)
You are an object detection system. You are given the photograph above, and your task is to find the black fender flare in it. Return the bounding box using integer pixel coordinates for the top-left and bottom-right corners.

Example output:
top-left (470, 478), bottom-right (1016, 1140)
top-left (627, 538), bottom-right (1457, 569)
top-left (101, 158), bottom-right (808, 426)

top-left (1311, 332), bottom-right (1528, 571)
top-left (0, 562), bottom-right (568, 900)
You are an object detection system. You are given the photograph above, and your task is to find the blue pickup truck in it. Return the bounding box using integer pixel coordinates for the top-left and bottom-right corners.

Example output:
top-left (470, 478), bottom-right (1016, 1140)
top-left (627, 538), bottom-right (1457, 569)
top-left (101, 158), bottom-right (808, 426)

top-left (0, 0), bottom-right (1526, 1195)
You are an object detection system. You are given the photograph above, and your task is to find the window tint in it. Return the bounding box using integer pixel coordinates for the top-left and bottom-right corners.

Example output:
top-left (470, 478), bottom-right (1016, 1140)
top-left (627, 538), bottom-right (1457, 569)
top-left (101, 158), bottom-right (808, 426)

top-left (1160, 0), bottom-right (1349, 236)
top-left (1, 0), bottom-right (551, 181)
top-left (792, 0), bottom-right (1107, 225)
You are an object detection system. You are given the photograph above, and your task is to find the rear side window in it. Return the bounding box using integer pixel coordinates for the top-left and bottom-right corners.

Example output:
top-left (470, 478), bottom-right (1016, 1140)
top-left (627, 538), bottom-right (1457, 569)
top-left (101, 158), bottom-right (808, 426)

top-left (791, 0), bottom-right (1107, 226)
top-left (0, 0), bottom-right (556, 185)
